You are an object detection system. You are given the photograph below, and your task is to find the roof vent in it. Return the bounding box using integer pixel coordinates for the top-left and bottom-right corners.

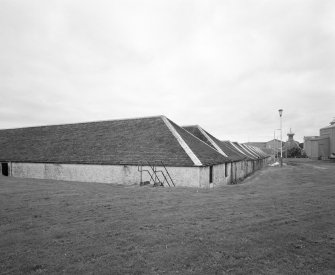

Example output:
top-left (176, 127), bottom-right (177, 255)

top-left (330, 117), bottom-right (335, 125)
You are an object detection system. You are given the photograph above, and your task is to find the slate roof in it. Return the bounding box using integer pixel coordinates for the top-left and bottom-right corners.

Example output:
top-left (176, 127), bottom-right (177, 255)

top-left (251, 146), bottom-right (269, 158)
top-left (182, 125), bottom-right (270, 161)
top-left (221, 141), bottom-right (250, 161)
top-left (183, 126), bottom-right (214, 149)
top-left (0, 116), bottom-right (230, 167)
top-left (241, 144), bottom-right (262, 159)
top-left (240, 143), bottom-right (269, 159)
top-left (244, 145), bottom-right (263, 158)
top-left (169, 121), bottom-right (231, 166)
top-left (183, 125), bottom-right (247, 162)
top-left (244, 142), bottom-right (267, 148)
top-left (232, 142), bottom-right (258, 160)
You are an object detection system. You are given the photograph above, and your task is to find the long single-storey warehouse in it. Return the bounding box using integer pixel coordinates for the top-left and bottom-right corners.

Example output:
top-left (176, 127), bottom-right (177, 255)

top-left (221, 141), bottom-right (255, 181)
top-left (0, 116), bottom-right (233, 188)
top-left (232, 142), bottom-right (270, 171)
top-left (182, 125), bottom-right (270, 183)
top-left (183, 125), bottom-right (247, 183)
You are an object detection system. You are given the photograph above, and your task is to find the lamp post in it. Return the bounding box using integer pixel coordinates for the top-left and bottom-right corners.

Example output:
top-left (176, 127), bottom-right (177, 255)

top-left (273, 130), bottom-right (276, 162)
top-left (273, 129), bottom-right (281, 162)
top-left (278, 109), bottom-right (283, 167)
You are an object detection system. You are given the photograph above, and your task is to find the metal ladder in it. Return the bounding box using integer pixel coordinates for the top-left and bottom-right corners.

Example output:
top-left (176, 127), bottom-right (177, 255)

top-left (137, 161), bottom-right (175, 187)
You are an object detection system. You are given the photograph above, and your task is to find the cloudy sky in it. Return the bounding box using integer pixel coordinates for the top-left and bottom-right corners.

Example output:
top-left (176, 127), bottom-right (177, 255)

top-left (1, 0), bottom-right (334, 142)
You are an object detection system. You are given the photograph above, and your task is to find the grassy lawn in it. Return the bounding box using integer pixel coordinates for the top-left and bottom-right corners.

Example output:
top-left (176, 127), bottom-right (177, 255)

top-left (1, 159), bottom-right (335, 274)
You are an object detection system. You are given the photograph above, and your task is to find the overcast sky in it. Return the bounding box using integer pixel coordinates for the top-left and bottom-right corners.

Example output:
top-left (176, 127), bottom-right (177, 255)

top-left (1, 0), bottom-right (334, 142)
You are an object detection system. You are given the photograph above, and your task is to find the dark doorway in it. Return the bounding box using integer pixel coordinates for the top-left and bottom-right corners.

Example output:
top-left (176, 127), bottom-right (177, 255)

top-left (209, 165), bottom-right (213, 183)
top-left (1, 163), bottom-right (8, 176)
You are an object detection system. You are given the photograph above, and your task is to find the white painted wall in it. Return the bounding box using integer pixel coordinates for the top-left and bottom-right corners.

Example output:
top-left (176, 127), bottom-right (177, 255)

top-left (230, 161), bottom-right (245, 184)
top-left (157, 166), bottom-right (201, 187)
top-left (198, 166), bottom-right (209, 188)
top-left (225, 162), bottom-right (232, 184)
top-left (213, 163), bottom-right (227, 186)
top-left (9, 160), bottom-right (269, 188)
top-left (236, 161), bottom-right (246, 181)
top-left (247, 160), bottom-right (254, 175)
top-left (230, 162), bottom-right (237, 183)
top-left (11, 162), bottom-right (229, 188)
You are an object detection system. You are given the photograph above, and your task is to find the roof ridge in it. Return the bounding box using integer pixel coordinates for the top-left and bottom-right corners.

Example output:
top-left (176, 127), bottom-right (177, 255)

top-left (240, 144), bottom-right (259, 158)
top-left (161, 117), bottom-right (202, 166)
top-left (246, 145), bottom-right (261, 157)
top-left (196, 126), bottom-right (228, 157)
top-left (228, 141), bottom-right (247, 156)
top-left (0, 115), bottom-right (164, 131)
top-left (182, 124), bottom-right (200, 128)
top-left (221, 140), bottom-right (248, 160)
top-left (182, 125), bottom-right (232, 158)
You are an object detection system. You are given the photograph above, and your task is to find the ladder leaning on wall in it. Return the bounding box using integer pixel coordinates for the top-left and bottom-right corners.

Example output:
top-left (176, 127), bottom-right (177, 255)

top-left (137, 161), bottom-right (175, 187)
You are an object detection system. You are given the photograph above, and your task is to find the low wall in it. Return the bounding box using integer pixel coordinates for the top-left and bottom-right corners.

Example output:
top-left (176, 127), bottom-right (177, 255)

top-left (224, 162), bottom-right (232, 184)
top-left (236, 161), bottom-right (246, 181)
top-left (213, 163), bottom-right (230, 186)
top-left (229, 158), bottom-right (269, 184)
top-left (246, 160), bottom-right (254, 175)
top-left (230, 161), bottom-right (250, 184)
top-left (10, 162), bottom-right (229, 188)
top-left (8, 160), bottom-right (269, 188)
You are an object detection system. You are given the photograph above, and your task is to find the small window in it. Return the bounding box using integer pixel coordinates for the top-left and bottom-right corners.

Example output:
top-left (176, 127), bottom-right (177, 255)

top-left (225, 163), bottom-right (228, 177)
top-left (1, 163), bottom-right (9, 176)
top-left (209, 165), bottom-right (213, 183)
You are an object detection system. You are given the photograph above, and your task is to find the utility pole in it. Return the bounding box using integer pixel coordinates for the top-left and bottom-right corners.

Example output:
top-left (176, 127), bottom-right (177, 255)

top-left (273, 130), bottom-right (276, 162)
top-left (278, 109), bottom-right (283, 167)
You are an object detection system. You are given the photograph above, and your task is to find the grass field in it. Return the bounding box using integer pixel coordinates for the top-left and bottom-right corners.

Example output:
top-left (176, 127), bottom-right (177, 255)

top-left (1, 159), bottom-right (335, 274)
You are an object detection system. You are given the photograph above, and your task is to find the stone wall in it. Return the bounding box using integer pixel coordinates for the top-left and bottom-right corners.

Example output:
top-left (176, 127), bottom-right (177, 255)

top-left (7, 159), bottom-right (270, 187)
top-left (10, 162), bottom-right (229, 188)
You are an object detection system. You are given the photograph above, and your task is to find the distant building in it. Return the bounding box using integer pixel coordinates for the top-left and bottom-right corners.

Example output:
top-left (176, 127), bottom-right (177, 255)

top-left (283, 129), bottom-right (300, 156)
top-left (245, 139), bottom-right (284, 157)
top-left (303, 136), bottom-right (319, 157)
top-left (304, 118), bottom-right (335, 160)
top-left (265, 139), bottom-right (282, 151)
